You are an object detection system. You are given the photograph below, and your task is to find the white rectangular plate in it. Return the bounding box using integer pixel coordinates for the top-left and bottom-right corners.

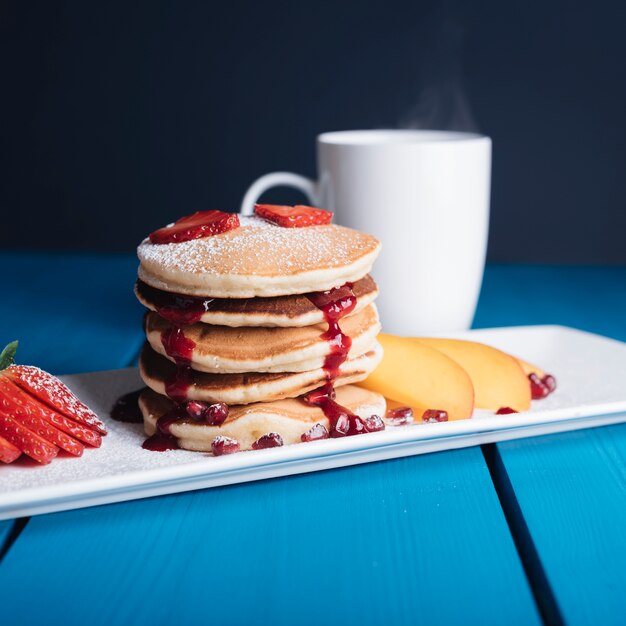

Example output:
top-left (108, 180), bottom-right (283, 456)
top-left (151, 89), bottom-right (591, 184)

top-left (2, 325), bottom-right (626, 520)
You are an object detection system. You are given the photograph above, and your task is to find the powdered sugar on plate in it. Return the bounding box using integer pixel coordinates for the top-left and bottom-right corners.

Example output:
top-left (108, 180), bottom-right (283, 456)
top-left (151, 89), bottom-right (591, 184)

top-left (0, 368), bottom-right (203, 493)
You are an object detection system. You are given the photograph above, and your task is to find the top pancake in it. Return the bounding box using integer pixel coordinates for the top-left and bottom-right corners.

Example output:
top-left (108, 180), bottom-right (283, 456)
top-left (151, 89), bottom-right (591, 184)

top-left (137, 215), bottom-right (381, 298)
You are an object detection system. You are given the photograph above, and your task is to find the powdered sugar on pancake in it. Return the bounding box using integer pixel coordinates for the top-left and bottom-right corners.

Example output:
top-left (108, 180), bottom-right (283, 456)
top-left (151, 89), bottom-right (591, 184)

top-left (138, 216), bottom-right (380, 277)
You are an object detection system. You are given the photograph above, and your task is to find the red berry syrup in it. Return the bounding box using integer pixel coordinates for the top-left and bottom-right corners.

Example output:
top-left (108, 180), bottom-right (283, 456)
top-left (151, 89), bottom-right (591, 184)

top-left (302, 382), bottom-right (374, 437)
top-left (141, 327), bottom-right (198, 451)
top-left (161, 327), bottom-right (196, 402)
top-left (142, 433), bottom-right (180, 451)
top-left (302, 283), bottom-right (375, 436)
top-left (110, 389), bottom-right (145, 423)
top-left (142, 405), bottom-right (187, 451)
top-left (111, 388), bottom-right (182, 452)
top-left (306, 283), bottom-right (356, 380)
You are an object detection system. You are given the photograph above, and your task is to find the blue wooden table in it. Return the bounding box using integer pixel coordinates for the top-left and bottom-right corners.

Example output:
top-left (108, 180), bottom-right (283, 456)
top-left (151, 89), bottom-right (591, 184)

top-left (1, 253), bottom-right (625, 626)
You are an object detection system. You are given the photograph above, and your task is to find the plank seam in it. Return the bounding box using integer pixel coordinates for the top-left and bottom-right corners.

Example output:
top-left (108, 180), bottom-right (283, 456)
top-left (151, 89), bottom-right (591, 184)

top-left (482, 443), bottom-right (565, 626)
top-left (0, 518), bottom-right (29, 563)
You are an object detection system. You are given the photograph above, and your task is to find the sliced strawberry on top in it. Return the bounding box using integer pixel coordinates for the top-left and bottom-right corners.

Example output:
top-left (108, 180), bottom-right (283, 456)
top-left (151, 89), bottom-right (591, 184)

top-left (0, 411), bottom-right (58, 464)
top-left (0, 434), bottom-right (21, 463)
top-left (254, 204), bottom-right (333, 228)
top-left (0, 378), bottom-right (84, 456)
top-left (149, 210), bottom-right (240, 244)
top-left (6, 365), bottom-right (107, 435)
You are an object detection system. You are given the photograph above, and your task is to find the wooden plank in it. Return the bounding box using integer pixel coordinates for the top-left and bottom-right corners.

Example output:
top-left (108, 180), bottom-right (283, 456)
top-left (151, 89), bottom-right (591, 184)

top-left (0, 251), bottom-right (144, 374)
top-left (0, 448), bottom-right (541, 625)
top-left (493, 427), bottom-right (626, 626)
top-left (479, 265), bottom-right (626, 625)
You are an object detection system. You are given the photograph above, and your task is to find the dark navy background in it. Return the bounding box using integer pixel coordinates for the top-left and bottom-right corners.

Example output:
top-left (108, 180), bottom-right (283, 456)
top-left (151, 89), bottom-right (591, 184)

top-left (2, 1), bottom-right (625, 262)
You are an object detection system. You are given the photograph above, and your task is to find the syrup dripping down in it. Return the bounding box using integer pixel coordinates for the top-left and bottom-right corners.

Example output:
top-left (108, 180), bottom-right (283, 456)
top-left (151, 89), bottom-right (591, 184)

top-left (109, 386), bottom-right (182, 450)
top-left (304, 283), bottom-right (372, 436)
top-left (306, 283), bottom-right (356, 380)
top-left (142, 431), bottom-right (180, 451)
top-left (142, 326), bottom-right (196, 451)
top-left (142, 403), bottom-right (187, 451)
top-left (161, 327), bottom-right (196, 402)
top-left (303, 382), bottom-right (370, 436)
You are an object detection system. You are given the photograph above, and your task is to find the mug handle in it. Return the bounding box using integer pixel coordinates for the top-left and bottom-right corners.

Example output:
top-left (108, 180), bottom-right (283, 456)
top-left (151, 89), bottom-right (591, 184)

top-left (240, 172), bottom-right (318, 215)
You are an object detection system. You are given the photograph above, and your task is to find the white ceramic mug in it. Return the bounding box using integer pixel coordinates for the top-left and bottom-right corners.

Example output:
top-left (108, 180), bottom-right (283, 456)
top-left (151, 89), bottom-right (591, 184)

top-left (241, 130), bottom-right (491, 334)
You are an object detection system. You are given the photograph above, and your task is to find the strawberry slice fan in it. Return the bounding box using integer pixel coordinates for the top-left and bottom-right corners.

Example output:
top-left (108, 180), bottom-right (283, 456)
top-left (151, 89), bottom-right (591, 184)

top-left (0, 341), bottom-right (106, 465)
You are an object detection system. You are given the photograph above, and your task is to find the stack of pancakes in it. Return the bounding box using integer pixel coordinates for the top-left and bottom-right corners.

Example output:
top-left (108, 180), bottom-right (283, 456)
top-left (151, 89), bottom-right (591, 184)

top-left (135, 215), bottom-right (385, 452)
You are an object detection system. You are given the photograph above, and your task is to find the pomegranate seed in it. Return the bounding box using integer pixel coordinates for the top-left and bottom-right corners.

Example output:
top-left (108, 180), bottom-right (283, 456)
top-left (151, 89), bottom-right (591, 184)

top-left (185, 400), bottom-right (207, 420)
top-left (422, 409), bottom-right (448, 423)
top-left (303, 382), bottom-right (335, 405)
top-left (301, 423), bottom-right (330, 442)
top-left (386, 406), bottom-right (413, 419)
top-left (496, 407), bottom-right (518, 415)
top-left (386, 406), bottom-right (414, 426)
top-left (331, 414), bottom-right (368, 437)
top-left (529, 373), bottom-right (550, 399)
top-left (211, 436), bottom-right (240, 456)
top-left (542, 374), bottom-right (557, 393)
top-left (205, 402), bottom-right (229, 425)
top-left (364, 414), bottom-right (385, 432)
top-left (331, 414), bottom-right (351, 437)
top-left (347, 416), bottom-right (368, 436)
top-left (252, 433), bottom-right (284, 450)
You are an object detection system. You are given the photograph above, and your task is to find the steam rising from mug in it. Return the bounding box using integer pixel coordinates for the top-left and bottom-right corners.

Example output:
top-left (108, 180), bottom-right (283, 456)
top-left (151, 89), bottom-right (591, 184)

top-left (400, 16), bottom-right (478, 134)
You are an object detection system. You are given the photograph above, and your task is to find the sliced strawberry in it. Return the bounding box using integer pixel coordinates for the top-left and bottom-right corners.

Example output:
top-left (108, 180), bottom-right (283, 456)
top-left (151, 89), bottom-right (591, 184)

top-left (38, 406), bottom-right (102, 447)
top-left (0, 411), bottom-right (58, 464)
top-left (6, 365), bottom-right (107, 435)
top-left (149, 210), bottom-right (240, 244)
top-left (12, 411), bottom-right (83, 456)
top-left (254, 204), bottom-right (333, 228)
top-left (0, 376), bottom-right (101, 447)
top-left (0, 434), bottom-right (21, 463)
top-left (0, 378), bottom-right (84, 455)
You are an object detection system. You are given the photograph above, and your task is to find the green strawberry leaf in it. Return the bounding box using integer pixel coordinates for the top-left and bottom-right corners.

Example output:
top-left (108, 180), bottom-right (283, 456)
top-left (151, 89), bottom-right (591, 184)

top-left (0, 340), bottom-right (19, 371)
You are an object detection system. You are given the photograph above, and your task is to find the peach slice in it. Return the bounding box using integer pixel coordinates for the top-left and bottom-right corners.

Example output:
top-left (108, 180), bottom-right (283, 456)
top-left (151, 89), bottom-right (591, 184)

top-left (359, 333), bottom-right (474, 420)
top-left (416, 338), bottom-right (531, 412)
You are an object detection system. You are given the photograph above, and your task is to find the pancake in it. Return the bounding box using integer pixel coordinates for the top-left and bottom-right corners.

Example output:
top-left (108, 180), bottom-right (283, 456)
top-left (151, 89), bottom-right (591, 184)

top-left (135, 275), bottom-right (379, 328)
top-left (139, 342), bottom-right (383, 404)
top-left (137, 215), bottom-right (381, 298)
top-left (145, 304), bottom-right (381, 374)
top-left (140, 386), bottom-right (386, 452)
